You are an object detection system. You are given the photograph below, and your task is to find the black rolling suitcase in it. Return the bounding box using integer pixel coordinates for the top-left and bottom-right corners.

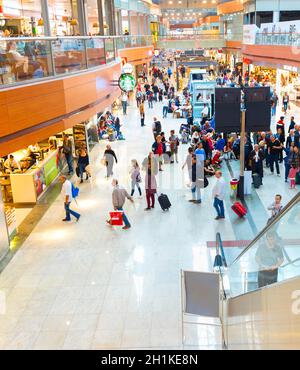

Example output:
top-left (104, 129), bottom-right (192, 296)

top-left (253, 174), bottom-right (262, 189)
top-left (158, 193), bottom-right (171, 211)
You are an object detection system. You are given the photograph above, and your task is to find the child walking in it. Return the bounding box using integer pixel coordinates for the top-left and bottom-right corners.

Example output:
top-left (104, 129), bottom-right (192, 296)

top-left (288, 164), bottom-right (299, 189)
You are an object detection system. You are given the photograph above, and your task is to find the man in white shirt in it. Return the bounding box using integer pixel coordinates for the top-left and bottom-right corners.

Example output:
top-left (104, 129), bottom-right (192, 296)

top-left (60, 175), bottom-right (81, 222)
top-left (212, 170), bottom-right (226, 220)
top-left (162, 95), bottom-right (169, 118)
top-left (121, 93), bottom-right (128, 115)
top-left (201, 103), bottom-right (209, 125)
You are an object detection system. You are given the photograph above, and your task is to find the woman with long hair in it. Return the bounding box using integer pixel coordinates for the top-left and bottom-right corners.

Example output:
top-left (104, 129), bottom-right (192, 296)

top-left (130, 159), bottom-right (142, 197)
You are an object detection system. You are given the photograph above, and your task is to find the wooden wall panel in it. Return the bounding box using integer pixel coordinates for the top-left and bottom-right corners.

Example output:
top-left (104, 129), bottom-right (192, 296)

top-left (0, 61), bottom-right (122, 156)
top-left (217, 0), bottom-right (243, 15)
top-left (118, 46), bottom-right (154, 66)
top-left (242, 44), bottom-right (300, 69)
top-left (226, 40), bottom-right (242, 49)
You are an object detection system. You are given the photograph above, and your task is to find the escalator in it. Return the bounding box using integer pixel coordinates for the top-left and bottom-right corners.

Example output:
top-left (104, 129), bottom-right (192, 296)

top-left (216, 192), bottom-right (300, 349)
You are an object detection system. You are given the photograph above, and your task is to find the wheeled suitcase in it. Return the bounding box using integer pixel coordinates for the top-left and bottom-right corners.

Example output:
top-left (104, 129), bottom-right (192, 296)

top-left (158, 193), bottom-right (171, 211)
top-left (253, 174), bottom-right (262, 189)
top-left (231, 201), bottom-right (247, 218)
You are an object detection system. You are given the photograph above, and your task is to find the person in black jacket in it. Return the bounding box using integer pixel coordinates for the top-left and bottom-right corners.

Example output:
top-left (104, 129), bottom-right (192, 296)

top-left (103, 145), bottom-right (118, 178)
top-left (286, 130), bottom-right (295, 149)
top-left (77, 148), bottom-right (89, 183)
top-left (288, 116), bottom-right (296, 132)
top-left (249, 144), bottom-right (265, 182)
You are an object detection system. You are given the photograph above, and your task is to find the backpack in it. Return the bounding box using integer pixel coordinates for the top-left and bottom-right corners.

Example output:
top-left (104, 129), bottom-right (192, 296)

top-left (155, 120), bottom-right (162, 133)
top-left (72, 183), bottom-right (79, 202)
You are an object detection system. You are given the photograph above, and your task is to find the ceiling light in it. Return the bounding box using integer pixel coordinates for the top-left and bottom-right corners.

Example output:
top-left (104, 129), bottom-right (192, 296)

top-left (169, 0), bottom-right (173, 4)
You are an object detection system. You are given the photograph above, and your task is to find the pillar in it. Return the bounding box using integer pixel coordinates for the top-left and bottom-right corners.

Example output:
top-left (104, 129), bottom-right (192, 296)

top-left (41, 0), bottom-right (51, 36)
top-left (97, 0), bottom-right (104, 35)
top-left (273, 11), bottom-right (280, 23)
top-left (105, 0), bottom-right (116, 35)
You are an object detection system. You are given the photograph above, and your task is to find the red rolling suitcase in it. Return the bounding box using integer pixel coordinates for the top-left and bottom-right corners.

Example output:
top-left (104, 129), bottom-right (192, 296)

top-left (231, 201), bottom-right (247, 218)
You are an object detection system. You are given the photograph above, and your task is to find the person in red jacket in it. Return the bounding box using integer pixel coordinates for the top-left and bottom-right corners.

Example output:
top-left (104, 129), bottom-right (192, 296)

top-left (152, 135), bottom-right (166, 171)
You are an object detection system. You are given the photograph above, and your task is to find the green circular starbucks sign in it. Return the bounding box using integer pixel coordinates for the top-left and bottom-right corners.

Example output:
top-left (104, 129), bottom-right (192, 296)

top-left (118, 73), bottom-right (136, 92)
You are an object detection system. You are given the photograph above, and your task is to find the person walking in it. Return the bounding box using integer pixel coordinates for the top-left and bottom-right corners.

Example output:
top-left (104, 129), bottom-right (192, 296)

top-left (60, 175), bottom-right (81, 222)
top-left (212, 170), bottom-right (226, 220)
top-left (169, 129), bottom-right (179, 163)
top-left (103, 145), bottom-right (118, 178)
top-left (107, 179), bottom-right (133, 230)
top-left (288, 164), bottom-right (299, 189)
top-left (182, 147), bottom-right (193, 184)
top-left (121, 92), bottom-right (128, 115)
top-left (61, 133), bottom-right (74, 175)
top-left (77, 148), bottom-right (89, 183)
top-left (271, 89), bottom-right (278, 117)
top-left (144, 153), bottom-right (158, 211)
top-left (162, 95), bottom-right (169, 118)
top-left (152, 117), bottom-right (162, 140)
top-left (249, 144), bottom-right (265, 182)
top-left (130, 159), bottom-right (142, 197)
top-left (152, 134), bottom-right (166, 172)
top-left (139, 101), bottom-right (145, 127)
top-left (268, 135), bottom-right (282, 176)
top-left (189, 154), bottom-right (202, 204)
top-left (282, 92), bottom-right (289, 114)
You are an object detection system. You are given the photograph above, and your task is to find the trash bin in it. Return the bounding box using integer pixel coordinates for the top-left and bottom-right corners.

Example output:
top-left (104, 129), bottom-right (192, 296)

top-left (230, 178), bottom-right (239, 199)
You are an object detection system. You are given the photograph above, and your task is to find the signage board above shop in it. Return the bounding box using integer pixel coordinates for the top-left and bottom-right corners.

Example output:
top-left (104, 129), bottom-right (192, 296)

top-left (121, 63), bottom-right (134, 74)
top-left (243, 20), bottom-right (300, 45)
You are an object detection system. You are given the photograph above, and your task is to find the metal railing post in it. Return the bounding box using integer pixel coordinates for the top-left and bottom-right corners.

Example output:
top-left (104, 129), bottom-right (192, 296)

top-left (49, 39), bottom-right (57, 77)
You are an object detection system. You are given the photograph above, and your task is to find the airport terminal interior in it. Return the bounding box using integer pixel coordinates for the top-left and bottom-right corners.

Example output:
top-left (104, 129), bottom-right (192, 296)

top-left (0, 0), bottom-right (300, 350)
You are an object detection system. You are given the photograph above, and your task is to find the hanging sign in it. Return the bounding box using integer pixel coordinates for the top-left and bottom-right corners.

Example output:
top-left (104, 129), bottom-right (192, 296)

top-left (118, 73), bottom-right (136, 92)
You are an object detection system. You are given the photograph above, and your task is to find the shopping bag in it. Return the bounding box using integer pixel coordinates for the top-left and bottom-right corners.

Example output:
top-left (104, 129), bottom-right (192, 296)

top-left (109, 211), bottom-right (123, 226)
top-left (101, 158), bottom-right (107, 166)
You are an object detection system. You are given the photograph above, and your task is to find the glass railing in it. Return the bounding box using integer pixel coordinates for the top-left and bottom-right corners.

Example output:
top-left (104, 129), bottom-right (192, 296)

top-left (158, 33), bottom-right (243, 41)
top-left (224, 192), bottom-right (300, 297)
top-left (0, 35), bottom-right (153, 87)
top-left (255, 32), bottom-right (300, 47)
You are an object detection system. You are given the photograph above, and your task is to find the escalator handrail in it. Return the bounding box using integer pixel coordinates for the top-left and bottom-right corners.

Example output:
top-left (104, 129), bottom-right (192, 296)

top-left (229, 192), bottom-right (300, 267)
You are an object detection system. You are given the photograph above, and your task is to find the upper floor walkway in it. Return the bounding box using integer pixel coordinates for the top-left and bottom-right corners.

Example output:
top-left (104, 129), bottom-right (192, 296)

top-left (0, 35), bottom-right (153, 88)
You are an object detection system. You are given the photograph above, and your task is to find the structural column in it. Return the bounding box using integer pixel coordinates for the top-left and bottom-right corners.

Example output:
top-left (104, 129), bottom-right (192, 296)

top-left (105, 0), bottom-right (116, 35)
top-left (97, 0), bottom-right (104, 35)
top-left (41, 0), bottom-right (51, 36)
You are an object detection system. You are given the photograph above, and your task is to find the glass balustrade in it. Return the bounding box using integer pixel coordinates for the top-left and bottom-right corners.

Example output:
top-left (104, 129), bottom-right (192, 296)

top-left (255, 32), bottom-right (300, 47)
top-left (224, 193), bottom-right (300, 298)
top-left (0, 35), bottom-right (152, 87)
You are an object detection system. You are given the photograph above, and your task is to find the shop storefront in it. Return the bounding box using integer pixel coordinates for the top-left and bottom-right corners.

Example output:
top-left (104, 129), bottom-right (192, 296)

top-left (0, 115), bottom-right (99, 243)
top-left (276, 66), bottom-right (300, 103)
top-left (246, 62), bottom-right (300, 103)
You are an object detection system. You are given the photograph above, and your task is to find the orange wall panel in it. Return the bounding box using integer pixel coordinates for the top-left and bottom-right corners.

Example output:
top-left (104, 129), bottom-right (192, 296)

top-left (118, 46), bottom-right (154, 66)
top-left (0, 61), bottom-right (122, 156)
top-left (226, 40), bottom-right (242, 49)
top-left (242, 44), bottom-right (300, 69)
top-left (217, 0), bottom-right (243, 15)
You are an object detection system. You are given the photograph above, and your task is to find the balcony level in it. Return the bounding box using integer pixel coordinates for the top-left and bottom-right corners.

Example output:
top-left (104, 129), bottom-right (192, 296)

top-left (0, 35), bottom-right (153, 155)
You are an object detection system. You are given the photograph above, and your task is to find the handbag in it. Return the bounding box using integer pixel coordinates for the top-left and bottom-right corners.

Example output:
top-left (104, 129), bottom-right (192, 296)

top-left (100, 158), bottom-right (107, 166)
top-left (136, 173), bottom-right (142, 183)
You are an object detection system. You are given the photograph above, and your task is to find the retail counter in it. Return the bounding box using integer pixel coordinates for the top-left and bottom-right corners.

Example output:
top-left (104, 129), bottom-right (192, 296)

top-left (10, 149), bottom-right (60, 204)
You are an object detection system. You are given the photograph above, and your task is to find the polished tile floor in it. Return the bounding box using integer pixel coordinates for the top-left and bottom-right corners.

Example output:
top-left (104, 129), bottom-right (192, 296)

top-left (0, 99), bottom-right (298, 349)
